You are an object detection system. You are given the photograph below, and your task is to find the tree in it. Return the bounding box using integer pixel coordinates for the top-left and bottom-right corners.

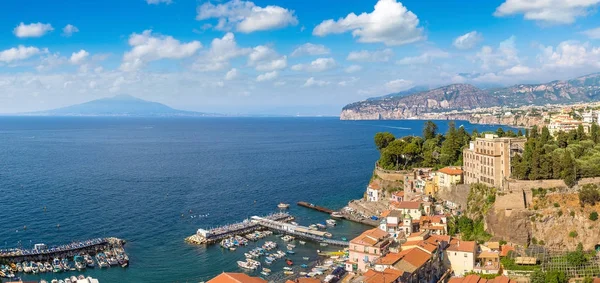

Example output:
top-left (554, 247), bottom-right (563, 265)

top-left (496, 127), bottom-right (505, 137)
top-left (577, 124), bottom-right (587, 140)
top-left (566, 243), bottom-right (586, 266)
top-left (556, 131), bottom-right (568, 148)
top-left (374, 132), bottom-right (395, 151)
top-left (440, 122), bottom-right (461, 166)
top-left (401, 142), bottom-right (420, 169)
top-left (423, 121), bottom-right (438, 140)
top-left (579, 184), bottom-right (600, 206)
top-left (529, 270), bottom-right (546, 283)
top-left (591, 123), bottom-right (600, 143)
top-left (540, 126), bottom-right (551, 144)
top-left (517, 129), bottom-right (523, 136)
top-left (590, 211), bottom-right (598, 221)
top-left (471, 129), bottom-right (479, 140)
top-left (561, 150), bottom-right (577, 187)
top-left (381, 139), bottom-right (405, 170)
top-left (545, 270), bottom-right (567, 283)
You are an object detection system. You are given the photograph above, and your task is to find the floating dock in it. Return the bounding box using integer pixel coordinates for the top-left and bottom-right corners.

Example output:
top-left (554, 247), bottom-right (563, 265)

top-left (0, 237), bottom-right (125, 262)
top-left (251, 216), bottom-right (348, 246)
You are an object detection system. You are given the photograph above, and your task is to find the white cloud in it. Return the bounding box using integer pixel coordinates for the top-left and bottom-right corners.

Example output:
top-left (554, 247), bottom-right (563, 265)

top-left (0, 45), bottom-right (42, 63)
top-left (494, 0), bottom-right (600, 24)
top-left (344, 65), bottom-right (362, 73)
top-left (338, 77), bottom-right (359, 86)
top-left (147, 0), bottom-right (172, 4)
top-left (290, 43), bottom-right (330, 57)
top-left (313, 0), bottom-right (425, 46)
top-left (193, 32), bottom-right (250, 71)
top-left (581, 27), bottom-right (600, 39)
top-left (396, 49), bottom-right (449, 65)
top-left (502, 65), bottom-right (534, 75)
top-left (303, 77), bottom-right (330, 87)
top-left (476, 36), bottom-right (519, 70)
top-left (346, 49), bottom-right (393, 62)
top-left (69, 50), bottom-right (89, 64)
top-left (62, 24), bottom-right (79, 37)
top-left (196, 0), bottom-right (298, 33)
top-left (453, 31), bottom-right (483, 50)
top-left (225, 68), bottom-right (238, 80)
top-left (538, 41), bottom-right (600, 69)
top-left (120, 30), bottom-right (202, 71)
top-left (247, 45), bottom-right (287, 71)
top-left (14, 22), bottom-right (54, 38)
top-left (256, 71), bottom-right (279, 82)
top-left (291, 57), bottom-right (336, 72)
top-left (36, 53), bottom-right (67, 72)
top-left (384, 79), bottom-right (413, 92)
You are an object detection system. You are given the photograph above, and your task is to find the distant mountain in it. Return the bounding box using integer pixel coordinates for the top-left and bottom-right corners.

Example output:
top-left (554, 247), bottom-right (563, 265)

top-left (340, 73), bottom-right (600, 120)
top-left (366, 86), bottom-right (430, 101)
top-left (26, 95), bottom-right (220, 117)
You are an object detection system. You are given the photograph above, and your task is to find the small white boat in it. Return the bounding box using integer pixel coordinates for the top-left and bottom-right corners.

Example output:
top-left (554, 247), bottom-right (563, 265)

top-left (278, 203), bottom-right (290, 209)
top-left (331, 212), bottom-right (343, 218)
top-left (320, 242), bottom-right (328, 247)
top-left (303, 257), bottom-right (310, 260)
top-left (326, 219), bottom-right (336, 226)
top-left (299, 241), bottom-right (306, 245)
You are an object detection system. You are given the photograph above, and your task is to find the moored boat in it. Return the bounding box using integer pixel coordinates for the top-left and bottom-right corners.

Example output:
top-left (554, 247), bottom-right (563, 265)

top-left (277, 203), bottom-right (290, 209)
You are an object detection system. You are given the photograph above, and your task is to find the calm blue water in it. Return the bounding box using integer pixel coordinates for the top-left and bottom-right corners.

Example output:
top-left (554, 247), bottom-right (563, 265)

top-left (0, 117), bottom-right (506, 282)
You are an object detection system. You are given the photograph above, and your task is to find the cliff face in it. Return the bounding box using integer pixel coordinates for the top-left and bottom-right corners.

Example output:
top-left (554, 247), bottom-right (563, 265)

top-left (341, 84), bottom-right (498, 120)
top-left (341, 73), bottom-right (600, 121)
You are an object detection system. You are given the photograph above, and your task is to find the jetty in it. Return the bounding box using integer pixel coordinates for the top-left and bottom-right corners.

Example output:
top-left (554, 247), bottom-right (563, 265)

top-left (186, 212), bottom-right (349, 247)
top-left (296, 201), bottom-right (379, 227)
top-left (0, 237), bottom-right (125, 262)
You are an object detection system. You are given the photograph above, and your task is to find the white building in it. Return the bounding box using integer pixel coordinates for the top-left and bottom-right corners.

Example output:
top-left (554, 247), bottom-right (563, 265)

top-left (366, 181), bottom-right (382, 202)
top-left (390, 201), bottom-right (423, 220)
top-left (446, 240), bottom-right (477, 276)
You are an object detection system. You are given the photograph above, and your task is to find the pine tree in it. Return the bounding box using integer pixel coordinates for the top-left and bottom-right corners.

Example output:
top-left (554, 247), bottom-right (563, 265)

top-left (517, 129), bottom-right (523, 136)
top-left (496, 127), bottom-right (505, 137)
top-left (422, 121), bottom-right (438, 140)
top-left (561, 150), bottom-right (577, 187)
top-left (591, 123), bottom-right (600, 143)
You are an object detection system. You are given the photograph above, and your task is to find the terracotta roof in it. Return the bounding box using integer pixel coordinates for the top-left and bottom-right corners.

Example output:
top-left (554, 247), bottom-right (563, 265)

top-left (285, 278), bottom-right (321, 283)
top-left (380, 210), bottom-right (391, 218)
top-left (593, 278), bottom-right (600, 283)
top-left (447, 240), bottom-right (477, 253)
top-left (208, 272), bottom-right (268, 283)
top-left (368, 181), bottom-right (382, 190)
top-left (393, 191), bottom-right (405, 197)
top-left (499, 245), bottom-right (515, 257)
top-left (363, 268), bottom-right (403, 283)
top-left (393, 248), bottom-right (431, 272)
top-left (415, 240), bottom-right (438, 254)
top-left (350, 228), bottom-right (389, 246)
top-left (438, 167), bottom-right (463, 176)
top-left (393, 201), bottom-right (421, 209)
top-left (375, 252), bottom-right (405, 265)
top-left (446, 275), bottom-right (515, 283)
top-left (478, 251), bottom-right (500, 258)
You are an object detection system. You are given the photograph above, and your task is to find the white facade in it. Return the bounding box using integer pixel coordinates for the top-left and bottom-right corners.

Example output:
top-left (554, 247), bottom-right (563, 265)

top-left (447, 249), bottom-right (475, 276)
top-left (367, 187), bottom-right (380, 202)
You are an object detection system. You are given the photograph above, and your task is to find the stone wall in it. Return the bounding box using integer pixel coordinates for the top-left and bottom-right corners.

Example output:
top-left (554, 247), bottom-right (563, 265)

top-left (504, 179), bottom-right (567, 191)
top-left (374, 166), bottom-right (408, 182)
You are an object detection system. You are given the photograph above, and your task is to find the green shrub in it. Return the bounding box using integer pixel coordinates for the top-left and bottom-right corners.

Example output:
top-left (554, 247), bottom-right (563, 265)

top-left (557, 210), bottom-right (563, 217)
top-left (569, 231), bottom-right (578, 238)
top-left (570, 211), bottom-right (575, 217)
top-left (590, 212), bottom-right (598, 221)
top-left (553, 202), bottom-right (560, 208)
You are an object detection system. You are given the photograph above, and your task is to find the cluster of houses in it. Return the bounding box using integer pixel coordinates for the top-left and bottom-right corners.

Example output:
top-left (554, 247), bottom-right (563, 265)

top-left (354, 164), bottom-right (518, 283)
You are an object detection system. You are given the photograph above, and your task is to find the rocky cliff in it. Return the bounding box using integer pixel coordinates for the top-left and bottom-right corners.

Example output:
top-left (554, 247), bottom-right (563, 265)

top-left (341, 73), bottom-right (600, 120)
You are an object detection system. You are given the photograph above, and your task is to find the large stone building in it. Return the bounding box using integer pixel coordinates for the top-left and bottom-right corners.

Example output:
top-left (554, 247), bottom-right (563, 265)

top-left (463, 134), bottom-right (526, 188)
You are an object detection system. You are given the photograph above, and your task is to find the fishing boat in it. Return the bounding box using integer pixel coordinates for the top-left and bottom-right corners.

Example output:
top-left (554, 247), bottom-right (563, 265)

top-left (23, 261), bottom-right (32, 273)
top-left (286, 259), bottom-right (293, 266)
top-left (237, 261), bottom-right (255, 270)
top-left (301, 264), bottom-right (308, 268)
top-left (326, 219), bottom-right (336, 226)
top-left (316, 223), bottom-right (327, 229)
top-left (61, 258), bottom-right (70, 271)
top-left (299, 240), bottom-right (306, 245)
top-left (287, 244), bottom-right (296, 249)
top-left (74, 256), bottom-right (86, 271)
top-left (83, 254), bottom-right (95, 268)
top-left (277, 203), bottom-right (290, 209)
top-left (287, 250), bottom-right (295, 254)
top-left (52, 258), bottom-right (62, 273)
top-left (283, 267), bottom-right (293, 271)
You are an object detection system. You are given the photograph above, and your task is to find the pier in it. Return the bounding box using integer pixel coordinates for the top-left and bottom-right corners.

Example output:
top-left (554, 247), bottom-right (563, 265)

top-left (251, 216), bottom-right (349, 246)
top-left (186, 212), bottom-right (293, 245)
top-left (296, 201), bottom-right (379, 227)
top-left (0, 237), bottom-right (125, 262)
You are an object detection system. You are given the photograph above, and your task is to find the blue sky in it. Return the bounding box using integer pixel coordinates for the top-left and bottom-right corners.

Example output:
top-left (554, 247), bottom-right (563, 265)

top-left (1, 0), bottom-right (600, 115)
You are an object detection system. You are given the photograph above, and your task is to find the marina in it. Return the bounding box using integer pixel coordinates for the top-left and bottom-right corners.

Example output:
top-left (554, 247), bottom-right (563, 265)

top-left (0, 238), bottom-right (128, 280)
top-left (296, 201), bottom-right (380, 227)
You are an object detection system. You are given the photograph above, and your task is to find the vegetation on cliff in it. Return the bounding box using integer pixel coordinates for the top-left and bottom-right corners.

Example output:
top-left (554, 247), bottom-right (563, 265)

top-left (511, 124), bottom-right (600, 187)
top-left (447, 184), bottom-right (495, 243)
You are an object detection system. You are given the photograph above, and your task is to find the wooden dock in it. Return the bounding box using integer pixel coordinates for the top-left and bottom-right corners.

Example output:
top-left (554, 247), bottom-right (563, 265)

top-left (297, 202), bottom-right (333, 214)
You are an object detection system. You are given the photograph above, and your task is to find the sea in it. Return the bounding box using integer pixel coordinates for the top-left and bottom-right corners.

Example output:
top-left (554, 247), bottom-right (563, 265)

top-left (0, 117), bottom-right (509, 283)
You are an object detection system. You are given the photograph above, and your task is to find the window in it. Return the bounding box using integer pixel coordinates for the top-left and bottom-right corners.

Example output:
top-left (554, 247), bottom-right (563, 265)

top-left (464, 253), bottom-right (467, 258)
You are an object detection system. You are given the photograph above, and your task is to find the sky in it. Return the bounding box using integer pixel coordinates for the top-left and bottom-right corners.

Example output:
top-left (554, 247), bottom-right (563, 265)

top-left (1, 0), bottom-right (600, 115)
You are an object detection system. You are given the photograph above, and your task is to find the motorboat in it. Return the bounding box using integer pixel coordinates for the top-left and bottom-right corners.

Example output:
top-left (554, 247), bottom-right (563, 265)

top-left (303, 257), bottom-right (310, 260)
top-left (52, 258), bottom-right (62, 273)
top-left (277, 203), bottom-right (290, 209)
top-left (83, 254), bottom-right (95, 268)
top-left (286, 259), bottom-right (293, 266)
top-left (330, 212), bottom-right (344, 218)
top-left (326, 219), bottom-right (336, 226)
top-left (61, 258), bottom-right (70, 271)
top-left (299, 241), bottom-right (306, 245)
top-left (283, 267), bottom-right (293, 271)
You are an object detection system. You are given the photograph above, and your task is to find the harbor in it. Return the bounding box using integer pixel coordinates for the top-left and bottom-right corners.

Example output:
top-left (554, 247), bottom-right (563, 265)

top-left (0, 238), bottom-right (129, 280)
top-left (296, 201), bottom-right (380, 227)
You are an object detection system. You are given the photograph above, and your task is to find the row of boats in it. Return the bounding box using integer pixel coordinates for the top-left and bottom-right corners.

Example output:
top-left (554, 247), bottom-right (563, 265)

top-left (0, 248), bottom-right (128, 278)
top-left (39, 275), bottom-right (99, 283)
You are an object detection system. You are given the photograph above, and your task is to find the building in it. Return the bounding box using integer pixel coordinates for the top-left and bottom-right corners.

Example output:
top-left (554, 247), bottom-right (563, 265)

top-left (448, 274), bottom-right (515, 283)
top-left (547, 111), bottom-right (591, 136)
top-left (446, 241), bottom-right (477, 276)
top-left (390, 191), bottom-right (404, 202)
top-left (379, 210), bottom-right (414, 238)
top-left (361, 268), bottom-right (403, 283)
top-left (390, 201), bottom-right (423, 219)
top-left (463, 134), bottom-right (526, 188)
top-left (285, 278), bottom-right (321, 283)
top-left (437, 167), bottom-right (463, 188)
top-left (419, 215), bottom-right (448, 235)
top-left (424, 181), bottom-right (438, 196)
top-left (207, 272), bottom-right (267, 283)
top-left (346, 228), bottom-right (393, 272)
top-left (367, 181), bottom-right (383, 202)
